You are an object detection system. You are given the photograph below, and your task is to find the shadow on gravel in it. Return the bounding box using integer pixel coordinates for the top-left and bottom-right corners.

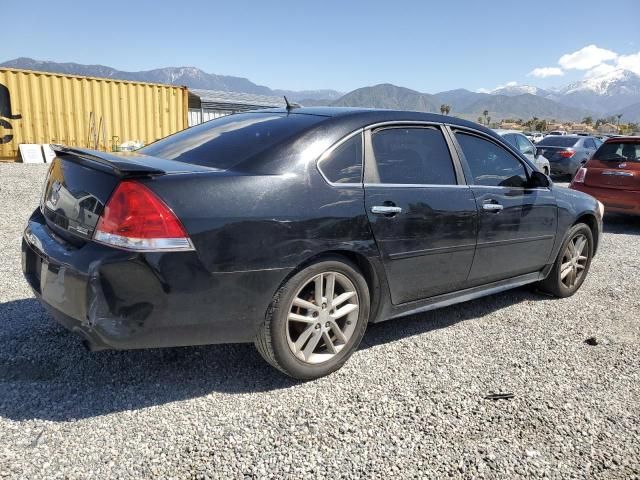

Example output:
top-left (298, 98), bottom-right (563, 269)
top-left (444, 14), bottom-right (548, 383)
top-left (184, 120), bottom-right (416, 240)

top-left (0, 287), bottom-right (546, 421)
top-left (603, 214), bottom-right (640, 236)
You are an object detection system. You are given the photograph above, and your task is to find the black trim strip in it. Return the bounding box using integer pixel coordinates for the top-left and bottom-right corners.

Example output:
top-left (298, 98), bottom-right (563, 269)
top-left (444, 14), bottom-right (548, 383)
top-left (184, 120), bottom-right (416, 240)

top-left (388, 243), bottom-right (477, 260)
top-left (476, 234), bottom-right (554, 249)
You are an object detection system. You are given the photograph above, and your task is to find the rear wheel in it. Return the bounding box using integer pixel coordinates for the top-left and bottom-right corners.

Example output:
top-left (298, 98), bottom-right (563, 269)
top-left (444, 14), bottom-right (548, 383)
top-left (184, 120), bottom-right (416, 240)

top-left (537, 223), bottom-right (593, 297)
top-left (255, 257), bottom-right (370, 380)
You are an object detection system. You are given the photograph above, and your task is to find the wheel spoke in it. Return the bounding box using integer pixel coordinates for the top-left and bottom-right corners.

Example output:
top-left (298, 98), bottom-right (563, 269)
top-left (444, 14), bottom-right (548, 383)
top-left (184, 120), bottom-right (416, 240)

top-left (560, 262), bottom-right (573, 280)
top-left (302, 329), bottom-right (323, 359)
top-left (325, 273), bottom-right (335, 308)
top-left (578, 255), bottom-right (587, 262)
top-left (314, 274), bottom-right (324, 306)
top-left (567, 240), bottom-right (576, 257)
top-left (332, 291), bottom-right (356, 308)
top-left (331, 303), bottom-right (358, 320)
top-left (322, 331), bottom-right (337, 354)
top-left (329, 320), bottom-right (348, 344)
top-left (574, 236), bottom-right (586, 257)
top-left (288, 312), bottom-right (315, 324)
top-left (292, 297), bottom-right (319, 312)
top-left (294, 325), bottom-right (316, 351)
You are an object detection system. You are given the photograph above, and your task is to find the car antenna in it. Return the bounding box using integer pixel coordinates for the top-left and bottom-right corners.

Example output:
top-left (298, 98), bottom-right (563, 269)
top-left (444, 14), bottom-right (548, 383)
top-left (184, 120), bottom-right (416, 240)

top-left (284, 96), bottom-right (301, 112)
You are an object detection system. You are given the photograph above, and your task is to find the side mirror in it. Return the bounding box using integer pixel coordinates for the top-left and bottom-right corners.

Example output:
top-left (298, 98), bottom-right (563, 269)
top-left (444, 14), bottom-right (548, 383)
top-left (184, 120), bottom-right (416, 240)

top-left (529, 170), bottom-right (550, 188)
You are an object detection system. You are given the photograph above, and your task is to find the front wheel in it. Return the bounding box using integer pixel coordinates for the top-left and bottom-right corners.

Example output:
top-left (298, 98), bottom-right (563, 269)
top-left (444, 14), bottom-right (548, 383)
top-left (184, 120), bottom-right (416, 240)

top-left (537, 223), bottom-right (593, 298)
top-left (255, 257), bottom-right (370, 380)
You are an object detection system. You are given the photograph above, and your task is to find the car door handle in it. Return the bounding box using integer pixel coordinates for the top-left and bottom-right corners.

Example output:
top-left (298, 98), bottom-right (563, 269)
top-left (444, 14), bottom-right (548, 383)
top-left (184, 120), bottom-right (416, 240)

top-left (482, 203), bottom-right (503, 212)
top-left (371, 205), bottom-right (402, 215)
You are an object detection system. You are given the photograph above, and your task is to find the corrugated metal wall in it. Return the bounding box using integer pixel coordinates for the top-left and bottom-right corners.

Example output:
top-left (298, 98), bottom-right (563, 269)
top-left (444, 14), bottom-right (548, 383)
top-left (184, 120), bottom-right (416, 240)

top-left (0, 68), bottom-right (188, 161)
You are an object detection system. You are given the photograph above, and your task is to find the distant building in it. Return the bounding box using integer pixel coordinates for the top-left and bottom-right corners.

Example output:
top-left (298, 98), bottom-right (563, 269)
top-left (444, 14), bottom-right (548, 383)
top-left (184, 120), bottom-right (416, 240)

top-left (499, 121), bottom-right (522, 130)
top-left (188, 89), bottom-right (285, 126)
top-left (568, 123), bottom-right (595, 133)
top-left (598, 123), bottom-right (619, 134)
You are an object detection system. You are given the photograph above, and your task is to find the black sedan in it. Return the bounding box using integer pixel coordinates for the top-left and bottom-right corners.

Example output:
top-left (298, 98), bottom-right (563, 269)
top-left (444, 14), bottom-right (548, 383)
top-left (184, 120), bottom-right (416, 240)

top-left (22, 108), bottom-right (604, 380)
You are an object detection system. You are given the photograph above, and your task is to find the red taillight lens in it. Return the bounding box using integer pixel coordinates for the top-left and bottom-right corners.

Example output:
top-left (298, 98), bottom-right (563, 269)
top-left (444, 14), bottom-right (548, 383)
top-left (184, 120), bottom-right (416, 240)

top-left (559, 150), bottom-right (575, 158)
top-left (94, 180), bottom-right (193, 251)
top-left (572, 167), bottom-right (587, 184)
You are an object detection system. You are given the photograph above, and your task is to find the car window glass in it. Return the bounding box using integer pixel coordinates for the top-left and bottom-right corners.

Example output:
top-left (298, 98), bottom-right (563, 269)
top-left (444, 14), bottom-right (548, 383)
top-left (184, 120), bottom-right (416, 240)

top-left (516, 135), bottom-right (534, 154)
top-left (595, 142), bottom-right (640, 161)
top-left (319, 134), bottom-right (363, 184)
top-left (455, 132), bottom-right (528, 188)
top-left (585, 138), bottom-right (596, 149)
top-left (503, 134), bottom-right (517, 147)
top-left (371, 127), bottom-right (456, 185)
top-left (537, 137), bottom-right (580, 147)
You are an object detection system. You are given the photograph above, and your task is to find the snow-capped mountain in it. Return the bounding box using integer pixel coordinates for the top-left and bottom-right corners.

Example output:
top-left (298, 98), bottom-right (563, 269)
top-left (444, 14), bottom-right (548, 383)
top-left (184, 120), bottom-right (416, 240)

top-left (553, 69), bottom-right (640, 114)
top-left (491, 85), bottom-right (551, 97)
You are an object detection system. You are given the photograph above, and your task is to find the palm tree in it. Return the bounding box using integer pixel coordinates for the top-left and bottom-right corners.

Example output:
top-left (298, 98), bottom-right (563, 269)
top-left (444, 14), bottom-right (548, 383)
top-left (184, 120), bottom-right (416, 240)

top-left (440, 104), bottom-right (446, 115)
top-left (483, 110), bottom-right (489, 125)
top-left (444, 105), bottom-right (451, 115)
top-left (477, 116), bottom-right (483, 124)
top-left (617, 114), bottom-right (623, 133)
top-left (487, 116), bottom-right (491, 127)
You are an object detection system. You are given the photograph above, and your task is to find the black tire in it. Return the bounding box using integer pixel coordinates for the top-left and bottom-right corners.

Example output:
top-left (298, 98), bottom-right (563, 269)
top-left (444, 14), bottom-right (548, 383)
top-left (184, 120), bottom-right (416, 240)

top-left (255, 257), bottom-right (370, 380)
top-left (537, 223), bottom-right (594, 298)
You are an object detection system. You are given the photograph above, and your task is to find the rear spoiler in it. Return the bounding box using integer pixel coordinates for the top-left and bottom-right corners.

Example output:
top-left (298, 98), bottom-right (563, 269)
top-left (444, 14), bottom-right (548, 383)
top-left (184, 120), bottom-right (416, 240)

top-left (51, 145), bottom-right (166, 177)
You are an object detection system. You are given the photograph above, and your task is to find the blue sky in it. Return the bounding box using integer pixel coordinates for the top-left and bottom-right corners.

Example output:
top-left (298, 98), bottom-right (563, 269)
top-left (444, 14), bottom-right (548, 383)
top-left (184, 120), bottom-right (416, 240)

top-left (2, 0), bottom-right (639, 93)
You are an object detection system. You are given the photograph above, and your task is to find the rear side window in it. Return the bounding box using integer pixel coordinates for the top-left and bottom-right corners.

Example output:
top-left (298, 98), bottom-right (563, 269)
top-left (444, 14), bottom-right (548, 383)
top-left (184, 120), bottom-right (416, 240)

top-left (455, 132), bottom-right (528, 188)
top-left (595, 142), bottom-right (640, 161)
top-left (370, 127), bottom-right (457, 185)
top-left (319, 134), bottom-right (363, 184)
top-left (537, 137), bottom-right (580, 148)
top-left (584, 138), bottom-right (596, 149)
top-left (516, 135), bottom-right (535, 155)
top-left (140, 112), bottom-right (325, 169)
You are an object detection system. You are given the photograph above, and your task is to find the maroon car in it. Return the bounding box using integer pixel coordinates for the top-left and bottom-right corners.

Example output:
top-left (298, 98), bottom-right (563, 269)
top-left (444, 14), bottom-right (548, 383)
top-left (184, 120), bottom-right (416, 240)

top-left (570, 137), bottom-right (640, 215)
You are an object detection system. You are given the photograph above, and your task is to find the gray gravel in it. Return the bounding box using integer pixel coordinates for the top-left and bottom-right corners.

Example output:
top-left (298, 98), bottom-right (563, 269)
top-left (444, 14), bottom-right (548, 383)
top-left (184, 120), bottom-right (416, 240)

top-left (1, 163), bottom-right (639, 479)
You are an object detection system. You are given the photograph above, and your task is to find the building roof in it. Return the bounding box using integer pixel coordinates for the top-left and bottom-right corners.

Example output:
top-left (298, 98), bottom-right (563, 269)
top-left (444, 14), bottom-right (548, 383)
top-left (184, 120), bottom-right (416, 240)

top-left (189, 89), bottom-right (286, 109)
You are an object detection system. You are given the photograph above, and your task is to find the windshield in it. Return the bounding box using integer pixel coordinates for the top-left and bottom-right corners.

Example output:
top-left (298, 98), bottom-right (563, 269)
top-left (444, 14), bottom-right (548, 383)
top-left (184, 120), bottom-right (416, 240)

top-left (537, 137), bottom-right (579, 147)
top-left (140, 112), bottom-right (326, 169)
top-left (594, 141), bottom-right (640, 161)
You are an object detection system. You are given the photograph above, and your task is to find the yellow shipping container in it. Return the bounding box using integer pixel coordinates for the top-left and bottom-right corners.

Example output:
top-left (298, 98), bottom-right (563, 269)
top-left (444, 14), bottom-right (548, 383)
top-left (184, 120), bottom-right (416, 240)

top-left (0, 68), bottom-right (188, 161)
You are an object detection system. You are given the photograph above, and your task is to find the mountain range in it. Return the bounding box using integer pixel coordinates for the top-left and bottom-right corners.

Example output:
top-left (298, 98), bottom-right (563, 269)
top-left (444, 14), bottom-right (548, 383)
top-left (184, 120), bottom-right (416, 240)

top-left (2, 57), bottom-right (640, 122)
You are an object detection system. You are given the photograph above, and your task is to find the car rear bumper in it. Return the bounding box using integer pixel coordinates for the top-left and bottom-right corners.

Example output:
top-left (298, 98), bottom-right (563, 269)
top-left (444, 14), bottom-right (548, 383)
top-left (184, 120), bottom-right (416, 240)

top-left (22, 208), bottom-right (292, 350)
top-left (549, 159), bottom-right (576, 176)
top-left (570, 184), bottom-right (640, 215)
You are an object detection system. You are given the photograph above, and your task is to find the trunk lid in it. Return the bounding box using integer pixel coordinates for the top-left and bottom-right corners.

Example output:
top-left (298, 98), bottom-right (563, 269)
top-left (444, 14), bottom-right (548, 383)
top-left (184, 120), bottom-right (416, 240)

top-left (584, 158), bottom-right (640, 190)
top-left (584, 140), bottom-right (640, 190)
top-left (41, 147), bottom-right (215, 244)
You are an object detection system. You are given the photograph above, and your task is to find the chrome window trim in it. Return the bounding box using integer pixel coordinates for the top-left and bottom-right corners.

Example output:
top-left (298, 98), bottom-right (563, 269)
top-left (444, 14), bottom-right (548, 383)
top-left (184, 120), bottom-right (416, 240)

top-left (363, 183), bottom-right (470, 189)
top-left (316, 128), bottom-right (364, 187)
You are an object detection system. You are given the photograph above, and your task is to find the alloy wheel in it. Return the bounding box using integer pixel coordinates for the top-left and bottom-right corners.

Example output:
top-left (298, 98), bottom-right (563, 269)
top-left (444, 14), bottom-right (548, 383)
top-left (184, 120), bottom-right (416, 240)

top-left (286, 272), bottom-right (359, 364)
top-left (560, 233), bottom-right (588, 289)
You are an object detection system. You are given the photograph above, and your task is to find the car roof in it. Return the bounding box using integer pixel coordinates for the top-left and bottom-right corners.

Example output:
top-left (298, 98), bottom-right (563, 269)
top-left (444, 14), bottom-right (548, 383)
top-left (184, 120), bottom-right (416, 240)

top-left (494, 129), bottom-right (524, 136)
top-left (604, 136), bottom-right (640, 143)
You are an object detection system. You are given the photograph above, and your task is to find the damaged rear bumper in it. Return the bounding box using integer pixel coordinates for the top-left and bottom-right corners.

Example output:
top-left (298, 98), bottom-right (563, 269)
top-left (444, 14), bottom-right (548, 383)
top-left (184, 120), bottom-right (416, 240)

top-left (22, 209), bottom-right (291, 350)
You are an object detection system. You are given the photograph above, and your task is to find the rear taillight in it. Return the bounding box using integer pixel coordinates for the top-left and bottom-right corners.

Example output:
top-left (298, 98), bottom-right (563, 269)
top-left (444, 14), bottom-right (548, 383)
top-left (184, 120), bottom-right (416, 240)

top-left (94, 180), bottom-right (194, 252)
top-left (572, 167), bottom-right (587, 184)
top-left (559, 150), bottom-right (575, 158)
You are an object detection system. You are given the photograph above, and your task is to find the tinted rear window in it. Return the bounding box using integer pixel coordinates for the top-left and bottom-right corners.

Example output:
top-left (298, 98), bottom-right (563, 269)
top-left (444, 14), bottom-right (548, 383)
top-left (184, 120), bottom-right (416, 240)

top-left (140, 112), bottom-right (326, 169)
top-left (595, 141), bottom-right (640, 161)
top-left (537, 137), bottom-right (580, 147)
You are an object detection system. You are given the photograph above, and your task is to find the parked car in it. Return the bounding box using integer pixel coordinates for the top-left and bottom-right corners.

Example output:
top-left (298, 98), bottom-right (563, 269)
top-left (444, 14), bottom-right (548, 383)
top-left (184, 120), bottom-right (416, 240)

top-left (22, 108), bottom-right (603, 380)
top-left (570, 137), bottom-right (640, 215)
top-left (547, 130), bottom-right (568, 136)
top-left (536, 135), bottom-right (600, 177)
top-left (494, 129), bottom-right (551, 175)
top-left (531, 132), bottom-right (545, 143)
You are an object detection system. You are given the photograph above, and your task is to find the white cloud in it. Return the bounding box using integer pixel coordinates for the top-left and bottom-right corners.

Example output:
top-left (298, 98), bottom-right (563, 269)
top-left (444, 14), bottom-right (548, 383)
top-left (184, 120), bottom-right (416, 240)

top-left (584, 63), bottom-right (617, 78)
top-left (477, 88), bottom-right (490, 93)
top-left (558, 44), bottom-right (618, 70)
top-left (528, 67), bottom-right (564, 78)
top-left (505, 81), bottom-right (518, 87)
top-left (616, 52), bottom-right (640, 75)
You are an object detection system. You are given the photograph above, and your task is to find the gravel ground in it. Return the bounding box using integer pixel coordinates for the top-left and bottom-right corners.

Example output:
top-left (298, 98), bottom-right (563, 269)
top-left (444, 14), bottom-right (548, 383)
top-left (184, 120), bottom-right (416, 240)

top-left (1, 164), bottom-right (639, 479)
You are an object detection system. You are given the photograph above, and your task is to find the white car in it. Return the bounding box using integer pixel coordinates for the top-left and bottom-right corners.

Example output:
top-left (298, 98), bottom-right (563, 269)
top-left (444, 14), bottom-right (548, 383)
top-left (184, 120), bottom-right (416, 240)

top-left (493, 130), bottom-right (551, 176)
top-left (531, 132), bottom-right (545, 143)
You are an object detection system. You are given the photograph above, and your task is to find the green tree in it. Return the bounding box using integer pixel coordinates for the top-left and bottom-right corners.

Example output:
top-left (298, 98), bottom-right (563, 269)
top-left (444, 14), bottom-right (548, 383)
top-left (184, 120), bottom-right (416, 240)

top-left (583, 116), bottom-right (593, 126)
top-left (477, 116), bottom-right (483, 124)
top-left (483, 110), bottom-right (489, 126)
top-left (444, 105), bottom-right (451, 115)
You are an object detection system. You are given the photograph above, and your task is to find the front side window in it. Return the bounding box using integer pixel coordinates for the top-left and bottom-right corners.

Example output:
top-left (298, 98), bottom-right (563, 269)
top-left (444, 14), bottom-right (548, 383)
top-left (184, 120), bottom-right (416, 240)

top-left (455, 132), bottom-right (528, 188)
top-left (319, 133), bottom-right (363, 184)
top-left (370, 127), bottom-right (457, 185)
